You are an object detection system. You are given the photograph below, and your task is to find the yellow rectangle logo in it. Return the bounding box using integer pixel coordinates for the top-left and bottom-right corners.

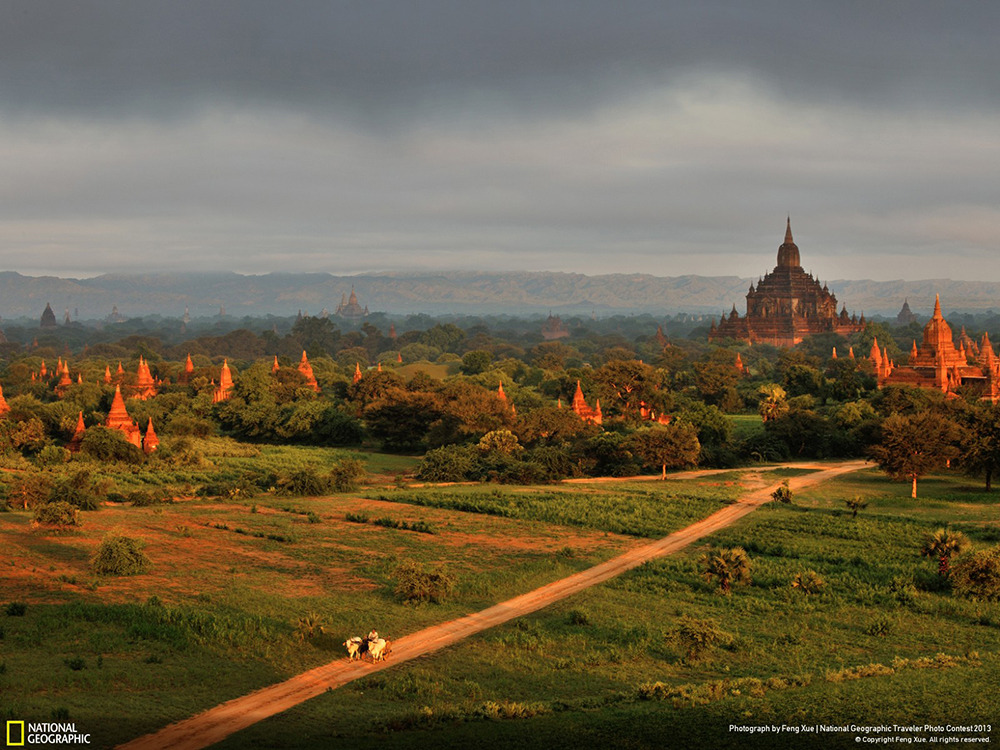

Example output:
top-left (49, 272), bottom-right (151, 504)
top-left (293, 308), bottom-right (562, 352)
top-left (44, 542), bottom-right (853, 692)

top-left (6, 720), bottom-right (26, 746)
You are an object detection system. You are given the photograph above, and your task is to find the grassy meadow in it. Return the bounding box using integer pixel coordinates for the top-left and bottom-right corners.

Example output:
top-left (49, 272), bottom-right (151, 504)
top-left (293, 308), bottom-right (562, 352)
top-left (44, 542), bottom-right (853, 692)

top-left (3, 455), bottom-right (999, 749)
top-left (0, 448), bottom-right (739, 748)
top-left (210, 468), bottom-right (1000, 750)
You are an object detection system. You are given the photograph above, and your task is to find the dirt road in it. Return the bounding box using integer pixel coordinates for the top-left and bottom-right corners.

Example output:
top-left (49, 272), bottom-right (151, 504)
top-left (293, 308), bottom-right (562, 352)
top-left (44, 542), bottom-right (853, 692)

top-left (118, 460), bottom-right (866, 750)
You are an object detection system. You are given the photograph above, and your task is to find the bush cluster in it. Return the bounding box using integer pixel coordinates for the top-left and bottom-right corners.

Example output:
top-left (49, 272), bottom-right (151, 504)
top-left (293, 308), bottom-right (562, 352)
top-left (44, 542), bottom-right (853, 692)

top-left (393, 560), bottom-right (454, 604)
top-left (91, 533), bottom-right (151, 576)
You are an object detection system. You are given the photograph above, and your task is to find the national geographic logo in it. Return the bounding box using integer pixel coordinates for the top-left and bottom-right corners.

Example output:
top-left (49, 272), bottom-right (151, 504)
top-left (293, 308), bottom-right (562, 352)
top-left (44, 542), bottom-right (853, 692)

top-left (6, 721), bottom-right (91, 745)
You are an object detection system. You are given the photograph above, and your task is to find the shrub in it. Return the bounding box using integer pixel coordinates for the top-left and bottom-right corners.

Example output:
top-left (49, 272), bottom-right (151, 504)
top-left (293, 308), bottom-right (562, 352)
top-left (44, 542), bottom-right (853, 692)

top-left (295, 613), bottom-right (326, 641)
top-left (700, 547), bottom-right (752, 594)
top-left (673, 616), bottom-right (733, 660)
top-left (32, 501), bottom-right (80, 528)
top-left (34, 445), bottom-right (69, 467)
top-left (283, 468), bottom-right (329, 496)
top-left (865, 615), bottom-right (893, 637)
top-left (345, 512), bottom-right (369, 524)
top-left (329, 458), bottom-right (366, 491)
top-left (394, 560), bottom-right (455, 604)
top-left (418, 445), bottom-right (479, 482)
top-left (199, 476), bottom-right (257, 499)
top-left (127, 489), bottom-right (172, 507)
top-left (567, 609), bottom-right (590, 626)
top-left (771, 480), bottom-right (792, 504)
top-left (950, 546), bottom-right (1000, 601)
top-left (64, 656), bottom-right (86, 671)
top-left (791, 570), bottom-right (825, 594)
top-left (92, 533), bottom-right (151, 576)
top-left (5, 602), bottom-right (27, 617)
top-left (844, 496), bottom-right (868, 518)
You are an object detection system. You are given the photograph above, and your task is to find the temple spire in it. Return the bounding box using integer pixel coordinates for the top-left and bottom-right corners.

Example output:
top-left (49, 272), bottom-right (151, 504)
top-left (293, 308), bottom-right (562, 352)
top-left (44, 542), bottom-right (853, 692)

top-left (784, 216), bottom-right (793, 244)
top-left (933, 294), bottom-right (942, 319)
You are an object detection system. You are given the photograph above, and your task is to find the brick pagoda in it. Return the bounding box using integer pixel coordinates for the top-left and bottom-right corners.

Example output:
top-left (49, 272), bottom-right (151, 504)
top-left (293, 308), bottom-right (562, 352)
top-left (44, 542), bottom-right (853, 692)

top-left (710, 219), bottom-right (864, 347)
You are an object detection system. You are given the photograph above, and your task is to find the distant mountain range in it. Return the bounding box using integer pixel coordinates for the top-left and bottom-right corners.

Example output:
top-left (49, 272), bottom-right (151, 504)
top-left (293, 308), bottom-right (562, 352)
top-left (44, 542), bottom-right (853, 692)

top-left (0, 270), bottom-right (998, 321)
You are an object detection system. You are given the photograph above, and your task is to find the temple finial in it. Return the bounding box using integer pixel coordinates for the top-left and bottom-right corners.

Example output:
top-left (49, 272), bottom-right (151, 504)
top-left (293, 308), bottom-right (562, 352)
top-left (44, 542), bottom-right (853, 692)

top-left (785, 216), bottom-right (793, 244)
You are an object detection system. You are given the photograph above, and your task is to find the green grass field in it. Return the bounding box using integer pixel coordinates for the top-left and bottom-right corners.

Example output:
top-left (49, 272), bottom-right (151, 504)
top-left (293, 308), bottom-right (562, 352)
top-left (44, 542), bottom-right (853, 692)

top-left (210, 468), bottom-right (1000, 749)
top-left (3, 462), bottom-right (998, 749)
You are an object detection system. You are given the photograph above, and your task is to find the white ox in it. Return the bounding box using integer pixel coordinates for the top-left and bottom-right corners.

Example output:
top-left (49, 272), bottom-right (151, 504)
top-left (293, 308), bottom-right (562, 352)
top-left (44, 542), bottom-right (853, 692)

top-left (344, 636), bottom-right (365, 661)
top-left (368, 638), bottom-right (391, 662)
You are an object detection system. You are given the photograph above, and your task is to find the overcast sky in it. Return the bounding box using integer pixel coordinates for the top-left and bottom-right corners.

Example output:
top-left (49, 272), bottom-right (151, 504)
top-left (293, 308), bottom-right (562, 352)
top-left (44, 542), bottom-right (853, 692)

top-left (1, 1), bottom-right (998, 282)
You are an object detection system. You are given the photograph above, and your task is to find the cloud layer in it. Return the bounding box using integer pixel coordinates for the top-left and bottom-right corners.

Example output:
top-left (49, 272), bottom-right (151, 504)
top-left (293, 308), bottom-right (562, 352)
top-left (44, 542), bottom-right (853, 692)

top-left (1, 1), bottom-right (998, 281)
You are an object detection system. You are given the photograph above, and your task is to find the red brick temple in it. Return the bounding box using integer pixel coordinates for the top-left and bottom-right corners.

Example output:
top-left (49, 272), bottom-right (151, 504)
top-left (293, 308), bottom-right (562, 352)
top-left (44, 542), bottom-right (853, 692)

top-left (212, 360), bottom-right (234, 403)
top-left (571, 381), bottom-right (602, 425)
top-left (710, 219), bottom-right (864, 347)
top-left (875, 295), bottom-right (1000, 401)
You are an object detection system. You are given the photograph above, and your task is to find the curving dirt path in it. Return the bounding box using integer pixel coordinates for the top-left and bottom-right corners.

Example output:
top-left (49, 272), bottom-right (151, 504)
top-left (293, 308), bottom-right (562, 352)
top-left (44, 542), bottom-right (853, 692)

top-left (118, 460), bottom-right (867, 750)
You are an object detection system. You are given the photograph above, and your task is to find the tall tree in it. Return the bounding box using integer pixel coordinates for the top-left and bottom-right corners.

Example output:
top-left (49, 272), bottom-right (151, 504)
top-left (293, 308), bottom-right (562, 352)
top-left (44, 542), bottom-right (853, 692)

top-left (629, 423), bottom-right (700, 479)
top-left (960, 403), bottom-right (1000, 490)
top-left (868, 412), bottom-right (962, 498)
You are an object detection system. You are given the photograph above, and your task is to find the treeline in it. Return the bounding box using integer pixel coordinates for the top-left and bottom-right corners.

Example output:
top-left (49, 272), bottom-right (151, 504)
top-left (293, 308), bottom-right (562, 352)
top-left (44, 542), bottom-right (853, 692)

top-left (1, 313), bottom-right (999, 490)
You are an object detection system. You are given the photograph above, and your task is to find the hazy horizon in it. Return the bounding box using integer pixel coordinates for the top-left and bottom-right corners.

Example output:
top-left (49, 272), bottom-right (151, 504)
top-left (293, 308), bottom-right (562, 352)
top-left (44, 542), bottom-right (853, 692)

top-left (2, 2), bottom-right (999, 282)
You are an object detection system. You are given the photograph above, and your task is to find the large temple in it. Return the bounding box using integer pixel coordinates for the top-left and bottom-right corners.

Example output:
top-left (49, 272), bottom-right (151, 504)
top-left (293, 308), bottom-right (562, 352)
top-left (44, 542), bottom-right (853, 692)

top-left (710, 220), bottom-right (864, 347)
top-left (873, 295), bottom-right (1000, 401)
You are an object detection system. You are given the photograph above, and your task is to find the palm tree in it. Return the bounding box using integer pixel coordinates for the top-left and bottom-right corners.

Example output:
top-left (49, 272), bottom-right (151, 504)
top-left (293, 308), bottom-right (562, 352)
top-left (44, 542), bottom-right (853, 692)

top-left (701, 547), bottom-right (752, 594)
top-left (920, 529), bottom-right (970, 577)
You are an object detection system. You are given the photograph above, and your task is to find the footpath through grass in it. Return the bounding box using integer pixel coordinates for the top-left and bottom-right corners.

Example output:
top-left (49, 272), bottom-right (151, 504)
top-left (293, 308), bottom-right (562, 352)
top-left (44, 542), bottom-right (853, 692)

top-left (1, 468), bottom-right (746, 748)
top-left (214, 468), bottom-right (1000, 749)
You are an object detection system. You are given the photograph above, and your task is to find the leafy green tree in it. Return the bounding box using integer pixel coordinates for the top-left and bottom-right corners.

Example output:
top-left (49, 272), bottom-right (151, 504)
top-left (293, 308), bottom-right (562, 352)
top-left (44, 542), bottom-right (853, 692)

top-left (477, 428), bottom-right (523, 456)
top-left (79, 427), bottom-right (144, 464)
top-left (700, 547), bottom-right (752, 594)
top-left (693, 351), bottom-right (741, 412)
top-left (960, 403), bottom-right (1000, 490)
top-left (629, 423), bottom-right (700, 479)
top-left (418, 445), bottom-right (479, 482)
top-left (513, 406), bottom-right (596, 446)
top-left (364, 391), bottom-right (443, 451)
top-left (757, 384), bottom-right (789, 422)
top-left (593, 360), bottom-right (670, 421)
top-left (868, 412), bottom-right (962, 498)
top-left (920, 529), bottom-right (971, 577)
top-left (461, 350), bottom-right (492, 375)
top-left (782, 363), bottom-right (825, 399)
top-left (420, 323), bottom-right (465, 352)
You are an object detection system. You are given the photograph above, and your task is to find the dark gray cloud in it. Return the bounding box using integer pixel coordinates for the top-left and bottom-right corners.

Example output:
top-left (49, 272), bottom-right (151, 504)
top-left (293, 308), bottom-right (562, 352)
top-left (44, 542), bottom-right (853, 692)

top-left (0, 2), bottom-right (998, 283)
top-left (3, 1), bottom-right (998, 122)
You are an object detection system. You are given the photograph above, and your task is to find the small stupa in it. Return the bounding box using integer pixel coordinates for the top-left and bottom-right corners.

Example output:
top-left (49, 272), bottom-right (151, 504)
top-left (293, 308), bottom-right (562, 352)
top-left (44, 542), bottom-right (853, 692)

top-left (212, 360), bottom-right (234, 403)
top-left (297, 351), bottom-right (320, 391)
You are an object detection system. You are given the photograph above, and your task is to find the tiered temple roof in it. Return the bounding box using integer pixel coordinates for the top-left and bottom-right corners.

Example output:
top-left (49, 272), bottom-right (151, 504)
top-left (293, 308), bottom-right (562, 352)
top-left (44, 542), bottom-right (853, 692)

top-left (876, 296), bottom-right (1000, 401)
top-left (709, 219), bottom-right (864, 347)
top-left (130, 356), bottom-right (158, 400)
top-left (105, 385), bottom-right (143, 448)
top-left (336, 287), bottom-right (368, 320)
